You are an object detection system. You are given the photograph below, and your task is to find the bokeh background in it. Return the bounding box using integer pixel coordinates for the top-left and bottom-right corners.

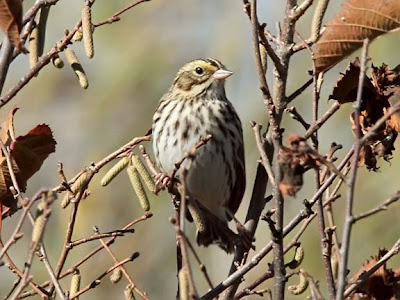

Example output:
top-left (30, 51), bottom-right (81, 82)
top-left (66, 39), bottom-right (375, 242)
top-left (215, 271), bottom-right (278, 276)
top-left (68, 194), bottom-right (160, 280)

top-left (1, 0), bottom-right (400, 299)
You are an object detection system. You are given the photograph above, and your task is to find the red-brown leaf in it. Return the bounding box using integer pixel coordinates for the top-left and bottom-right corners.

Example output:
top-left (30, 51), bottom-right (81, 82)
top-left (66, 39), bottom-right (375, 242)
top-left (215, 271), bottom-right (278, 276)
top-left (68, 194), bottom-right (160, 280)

top-left (0, 0), bottom-right (24, 51)
top-left (314, 0), bottom-right (400, 74)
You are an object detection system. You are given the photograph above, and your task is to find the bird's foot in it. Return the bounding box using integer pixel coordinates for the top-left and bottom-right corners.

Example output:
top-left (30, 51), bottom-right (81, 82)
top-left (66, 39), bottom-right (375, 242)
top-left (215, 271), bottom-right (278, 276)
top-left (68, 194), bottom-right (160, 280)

top-left (154, 173), bottom-right (171, 194)
top-left (235, 223), bottom-right (255, 251)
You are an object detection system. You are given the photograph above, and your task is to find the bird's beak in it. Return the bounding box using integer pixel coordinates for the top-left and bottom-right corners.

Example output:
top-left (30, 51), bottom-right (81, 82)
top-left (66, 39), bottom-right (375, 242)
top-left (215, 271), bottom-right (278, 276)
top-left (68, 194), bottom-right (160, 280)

top-left (213, 69), bottom-right (233, 81)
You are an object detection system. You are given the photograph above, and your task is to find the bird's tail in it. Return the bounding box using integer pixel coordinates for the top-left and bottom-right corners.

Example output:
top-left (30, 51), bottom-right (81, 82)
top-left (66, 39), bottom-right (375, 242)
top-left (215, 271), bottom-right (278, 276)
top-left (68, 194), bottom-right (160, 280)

top-left (187, 201), bottom-right (236, 253)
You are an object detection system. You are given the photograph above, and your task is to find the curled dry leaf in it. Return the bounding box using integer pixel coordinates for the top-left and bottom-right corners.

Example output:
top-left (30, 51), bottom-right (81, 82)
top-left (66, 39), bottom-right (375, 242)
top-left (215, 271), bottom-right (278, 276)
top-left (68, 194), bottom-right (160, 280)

top-left (0, 0), bottom-right (26, 52)
top-left (0, 108), bottom-right (56, 222)
top-left (330, 60), bottom-right (400, 170)
top-left (347, 249), bottom-right (400, 300)
top-left (314, 0), bottom-right (400, 74)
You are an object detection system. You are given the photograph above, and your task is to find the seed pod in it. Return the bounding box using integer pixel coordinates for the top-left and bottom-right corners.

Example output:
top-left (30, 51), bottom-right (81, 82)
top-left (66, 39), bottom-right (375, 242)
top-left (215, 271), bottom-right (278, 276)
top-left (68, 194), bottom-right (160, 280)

top-left (81, 4), bottom-right (94, 58)
top-left (127, 166), bottom-right (150, 211)
top-left (29, 22), bottom-right (39, 70)
top-left (259, 43), bottom-right (268, 75)
top-left (286, 245), bottom-right (304, 269)
top-left (73, 29), bottom-right (83, 42)
top-left (65, 48), bottom-right (89, 89)
top-left (101, 157), bottom-right (129, 186)
top-left (109, 267), bottom-right (122, 284)
top-left (52, 55), bottom-right (64, 68)
top-left (288, 272), bottom-right (308, 295)
top-left (37, 6), bottom-right (50, 56)
top-left (70, 270), bottom-right (81, 299)
top-left (124, 285), bottom-right (136, 300)
top-left (178, 269), bottom-right (189, 300)
top-left (61, 173), bottom-right (87, 208)
top-left (131, 155), bottom-right (155, 192)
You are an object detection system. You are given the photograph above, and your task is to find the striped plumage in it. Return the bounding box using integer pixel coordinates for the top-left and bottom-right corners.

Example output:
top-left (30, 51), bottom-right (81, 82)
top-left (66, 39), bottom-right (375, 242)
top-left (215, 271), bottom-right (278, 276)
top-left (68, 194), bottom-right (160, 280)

top-left (152, 58), bottom-right (245, 253)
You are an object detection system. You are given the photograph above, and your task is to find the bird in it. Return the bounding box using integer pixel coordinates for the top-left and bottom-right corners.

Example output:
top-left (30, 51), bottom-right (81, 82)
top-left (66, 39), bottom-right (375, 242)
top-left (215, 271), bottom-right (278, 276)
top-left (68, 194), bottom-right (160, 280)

top-left (152, 58), bottom-right (246, 253)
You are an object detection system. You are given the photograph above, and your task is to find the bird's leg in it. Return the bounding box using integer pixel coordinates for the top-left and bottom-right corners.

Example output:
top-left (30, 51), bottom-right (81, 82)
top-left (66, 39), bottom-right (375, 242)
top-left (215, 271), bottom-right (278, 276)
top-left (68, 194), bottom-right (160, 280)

top-left (226, 208), bottom-right (255, 250)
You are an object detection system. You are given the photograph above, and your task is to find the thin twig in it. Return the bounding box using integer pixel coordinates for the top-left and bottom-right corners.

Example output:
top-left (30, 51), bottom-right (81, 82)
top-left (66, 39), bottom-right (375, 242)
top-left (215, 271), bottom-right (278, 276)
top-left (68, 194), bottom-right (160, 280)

top-left (336, 38), bottom-right (370, 300)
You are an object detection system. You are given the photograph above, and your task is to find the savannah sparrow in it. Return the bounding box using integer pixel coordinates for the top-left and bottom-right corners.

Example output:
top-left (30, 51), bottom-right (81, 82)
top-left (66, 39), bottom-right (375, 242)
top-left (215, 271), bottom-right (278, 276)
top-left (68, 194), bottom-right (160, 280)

top-left (152, 58), bottom-right (245, 253)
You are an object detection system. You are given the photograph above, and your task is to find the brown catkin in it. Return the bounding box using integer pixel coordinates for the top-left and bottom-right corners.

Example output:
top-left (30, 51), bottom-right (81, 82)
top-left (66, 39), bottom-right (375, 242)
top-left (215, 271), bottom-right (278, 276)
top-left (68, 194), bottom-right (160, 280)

top-left (109, 267), bottom-right (122, 284)
top-left (127, 166), bottom-right (150, 211)
top-left (124, 285), bottom-right (136, 300)
top-left (51, 55), bottom-right (64, 69)
top-left (81, 4), bottom-right (94, 58)
top-left (65, 48), bottom-right (89, 89)
top-left (130, 155), bottom-right (155, 192)
top-left (29, 22), bottom-right (39, 70)
top-left (101, 157), bottom-right (129, 186)
top-left (178, 269), bottom-right (189, 300)
top-left (69, 270), bottom-right (81, 299)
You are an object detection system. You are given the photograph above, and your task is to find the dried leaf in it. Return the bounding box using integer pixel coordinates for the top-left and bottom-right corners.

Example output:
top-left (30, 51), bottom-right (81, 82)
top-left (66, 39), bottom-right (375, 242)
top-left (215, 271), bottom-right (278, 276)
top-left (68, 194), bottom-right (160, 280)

top-left (0, 0), bottom-right (25, 51)
top-left (348, 249), bottom-right (400, 300)
top-left (329, 59), bottom-right (376, 104)
top-left (314, 0), bottom-right (400, 74)
top-left (0, 110), bottom-right (56, 214)
top-left (0, 106), bottom-right (18, 145)
top-left (384, 85), bottom-right (400, 132)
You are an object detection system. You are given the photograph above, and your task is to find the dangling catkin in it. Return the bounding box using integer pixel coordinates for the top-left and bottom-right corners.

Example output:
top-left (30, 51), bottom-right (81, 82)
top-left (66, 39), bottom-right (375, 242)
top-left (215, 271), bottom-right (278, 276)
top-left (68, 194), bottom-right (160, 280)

top-left (101, 157), bottom-right (129, 186)
top-left (288, 271), bottom-right (308, 295)
top-left (65, 48), bottom-right (89, 89)
top-left (29, 22), bottom-right (39, 70)
top-left (130, 155), bottom-right (155, 192)
top-left (178, 269), bottom-right (189, 300)
top-left (69, 270), bottom-right (81, 299)
top-left (126, 166), bottom-right (150, 211)
top-left (51, 55), bottom-right (64, 68)
top-left (81, 4), bottom-right (94, 58)
top-left (109, 267), bottom-right (122, 284)
top-left (124, 285), bottom-right (136, 300)
top-left (61, 173), bottom-right (87, 208)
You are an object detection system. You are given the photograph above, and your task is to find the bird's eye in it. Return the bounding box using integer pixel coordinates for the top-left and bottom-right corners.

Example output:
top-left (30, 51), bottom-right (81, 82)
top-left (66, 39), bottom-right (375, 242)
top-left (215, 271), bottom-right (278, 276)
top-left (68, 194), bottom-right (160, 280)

top-left (195, 67), bottom-right (204, 75)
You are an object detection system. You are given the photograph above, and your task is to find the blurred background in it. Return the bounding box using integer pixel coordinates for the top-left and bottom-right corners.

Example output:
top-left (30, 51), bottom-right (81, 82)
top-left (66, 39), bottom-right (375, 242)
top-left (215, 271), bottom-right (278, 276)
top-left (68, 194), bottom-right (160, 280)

top-left (0, 0), bottom-right (399, 298)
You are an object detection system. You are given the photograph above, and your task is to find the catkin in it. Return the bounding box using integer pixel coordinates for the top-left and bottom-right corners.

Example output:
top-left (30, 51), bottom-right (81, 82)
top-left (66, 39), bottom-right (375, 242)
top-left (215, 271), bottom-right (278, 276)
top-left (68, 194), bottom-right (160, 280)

top-left (131, 155), bottom-right (155, 192)
top-left (311, 0), bottom-right (330, 42)
top-left (65, 48), bottom-right (89, 89)
top-left (127, 166), bottom-right (150, 211)
top-left (31, 214), bottom-right (45, 243)
top-left (81, 4), bottom-right (94, 58)
top-left (109, 267), bottom-right (123, 284)
top-left (178, 269), bottom-right (189, 300)
top-left (61, 173), bottom-right (87, 208)
top-left (69, 270), bottom-right (81, 299)
top-left (187, 202), bottom-right (206, 233)
top-left (51, 55), bottom-right (64, 69)
top-left (73, 29), bottom-right (83, 42)
top-left (101, 157), bottom-right (129, 186)
top-left (286, 245), bottom-right (304, 269)
top-left (29, 22), bottom-right (39, 70)
top-left (288, 272), bottom-right (308, 295)
top-left (124, 285), bottom-right (136, 300)
top-left (259, 43), bottom-right (268, 75)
